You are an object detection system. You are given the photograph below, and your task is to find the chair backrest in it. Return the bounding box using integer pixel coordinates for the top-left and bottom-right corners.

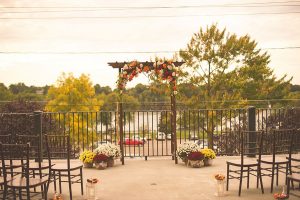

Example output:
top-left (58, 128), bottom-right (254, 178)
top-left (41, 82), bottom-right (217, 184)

top-left (0, 143), bottom-right (30, 183)
top-left (288, 129), bottom-right (300, 173)
top-left (45, 134), bottom-right (71, 167)
top-left (271, 129), bottom-right (294, 155)
top-left (240, 130), bottom-right (263, 163)
top-left (290, 129), bottom-right (300, 154)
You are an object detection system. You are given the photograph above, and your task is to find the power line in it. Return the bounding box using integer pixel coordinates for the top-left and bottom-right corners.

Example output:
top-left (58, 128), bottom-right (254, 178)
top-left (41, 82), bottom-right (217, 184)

top-left (1, 1), bottom-right (300, 9)
top-left (1, 11), bottom-right (299, 20)
top-left (1, 4), bottom-right (300, 13)
top-left (0, 46), bottom-right (299, 55)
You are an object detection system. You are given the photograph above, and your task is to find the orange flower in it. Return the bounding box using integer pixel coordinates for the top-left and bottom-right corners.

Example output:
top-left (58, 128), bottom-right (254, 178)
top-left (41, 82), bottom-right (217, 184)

top-left (143, 66), bottom-right (150, 72)
top-left (163, 64), bottom-right (167, 68)
top-left (129, 61), bottom-right (137, 67)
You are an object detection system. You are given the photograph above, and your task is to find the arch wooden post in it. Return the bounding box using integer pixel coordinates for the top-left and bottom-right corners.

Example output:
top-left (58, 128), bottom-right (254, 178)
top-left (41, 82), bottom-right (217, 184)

top-left (171, 93), bottom-right (178, 164)
top-left (118, 68), bottom-right (125, 165)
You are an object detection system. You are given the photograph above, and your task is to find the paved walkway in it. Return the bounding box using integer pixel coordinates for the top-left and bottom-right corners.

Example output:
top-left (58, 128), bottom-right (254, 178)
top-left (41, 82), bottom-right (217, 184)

top-left (48, 156), bottom-right (299, 200)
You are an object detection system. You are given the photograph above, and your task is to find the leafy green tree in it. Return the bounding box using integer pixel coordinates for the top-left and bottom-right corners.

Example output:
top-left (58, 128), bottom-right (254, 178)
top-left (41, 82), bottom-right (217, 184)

top-left (179, 24), bottom-right (291, 108)
top-left (179, 24), bottom-right (291, 147)
top-left (0, 83), bottom-right (13, 101)
top-left (9, 83), bottom-right (31, 94)
top-left (94, 84), bottom-right (112, 95)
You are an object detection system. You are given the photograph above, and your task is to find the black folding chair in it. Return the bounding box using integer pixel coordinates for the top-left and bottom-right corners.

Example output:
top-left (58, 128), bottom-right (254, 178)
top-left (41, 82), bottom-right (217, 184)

top-left (0, 143), bottom-right (49, 199)
top-left (260, 129), bottom-right (294, 193)
top-left (226, 130), bottom-right (264, 196)
top-left (287, 129), bottom-right (300, 198)
top-left (45, 134), bottom-right (83, 200)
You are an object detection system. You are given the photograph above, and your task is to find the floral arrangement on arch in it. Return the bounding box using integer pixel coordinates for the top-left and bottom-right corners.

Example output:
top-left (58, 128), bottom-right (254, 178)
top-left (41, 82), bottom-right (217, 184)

top-left (117, 60), bottom-right (178, 95)
top-left (94, 143), bottom-right (121, 159)
top-left (176, 142), bottom-right (201, 160)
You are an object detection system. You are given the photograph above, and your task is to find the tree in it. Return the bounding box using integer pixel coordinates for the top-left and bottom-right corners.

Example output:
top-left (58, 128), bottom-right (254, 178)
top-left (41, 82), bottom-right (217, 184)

top-left (0, 83), bottom-right (13, 101)
top-left (179, 24), bottom-right (291, 108)
top-left (45, 73), bottom-right (103, 149)
top-left (46, 73), bottom-right (102, 112)
top-left (179, 24), bottom-right (291, 147)
top-left (9, 83), bottom-right (29, 94)
top-left (94, 84), bottom-right (112, 95)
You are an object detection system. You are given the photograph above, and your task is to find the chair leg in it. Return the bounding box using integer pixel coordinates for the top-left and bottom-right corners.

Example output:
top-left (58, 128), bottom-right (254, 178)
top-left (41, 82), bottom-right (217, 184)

top-left (68, 171), bottom-right (72, 200)
top-left (259, 166), bottom-right (264, 194)
top-left (276, 164), bottom-right (279, 186)
top-left (239, 166), bottom-right (244, 196)
top-left (13, 188), bottom-right (16, 199)
top-left (256, 167), bottom-right (259, 188)
top-left (239, 167), bottom-right (243, 196)
top-left (285, 163), bottom-right (288, 185)
top-left (226, 164), bottom-right (229, 191)
top-left (53, 171), bottom-right (57, 193)
top-left (271, 164), bottom-right (275, 193)
top-left (26, 186), bottom-right (30, 200)
top-left (247, 167), bottom-right (250, 189)
top-left (18, 188), bottom-right (22, 200)
top-left (44, 183), bottom-right (48, 200)
top-left (80, 168), bottom-right (84, 195)
top-left (3, 185), bottom-right (7, 199)
top-left (46, 171), bottom-right (52, 193)
top-left (287, 178), bottom-right (290, 196)
top-left (58, 171), bottom-right (62, 194)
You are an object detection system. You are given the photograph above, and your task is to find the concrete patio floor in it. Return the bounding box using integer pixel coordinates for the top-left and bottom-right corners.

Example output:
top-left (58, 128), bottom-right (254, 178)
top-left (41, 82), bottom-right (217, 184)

top-left (48, 156), bottom-right (300, 200)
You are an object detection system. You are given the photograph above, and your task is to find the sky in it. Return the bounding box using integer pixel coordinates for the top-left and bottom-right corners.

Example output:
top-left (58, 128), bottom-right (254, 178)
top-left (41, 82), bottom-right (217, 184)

top-left (0, 0), bottom-right (300, 89)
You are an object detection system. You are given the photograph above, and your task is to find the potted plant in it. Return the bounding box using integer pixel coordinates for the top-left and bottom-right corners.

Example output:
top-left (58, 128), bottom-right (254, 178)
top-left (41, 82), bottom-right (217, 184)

top-left (201, 148), bottom-right (216, 166)
top-left (93, 154), bottom-right (109, 170)
top-left (187, 151), bottom-right (205, 168)
top-left (94, 144), bottom-right (121, 167)
top-left (79, 150), bottom-right (95, 168)
top-left (176, 142), bottom-right (201, 165)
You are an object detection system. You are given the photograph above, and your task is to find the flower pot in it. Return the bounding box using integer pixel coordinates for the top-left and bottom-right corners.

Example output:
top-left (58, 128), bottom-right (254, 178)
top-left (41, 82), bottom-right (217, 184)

top-left (188, 160), bottom-right (204, 168)
top-left (181, 157), bottom-right (188, 166)
top-left (84, 163), bottom-right (93, 168)
top-left (107, 158), bottom-right (114, 167)
top-left (204, 158), bottom-right (213, 166)
top-left (95, 161), bottom-right (107, 170)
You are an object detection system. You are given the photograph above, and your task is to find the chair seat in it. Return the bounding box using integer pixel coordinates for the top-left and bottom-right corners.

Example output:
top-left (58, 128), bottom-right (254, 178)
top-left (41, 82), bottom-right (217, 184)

top-left (261, 156), bottom-right (288, 164)
top-left (227, 158), bottom-right (258, 166)
top-left (287, 173), bottom-right (300, 181)
top-left (7, 177), bottom-right (48, 188)
top-left (51, 163), bottom-right (83, 171)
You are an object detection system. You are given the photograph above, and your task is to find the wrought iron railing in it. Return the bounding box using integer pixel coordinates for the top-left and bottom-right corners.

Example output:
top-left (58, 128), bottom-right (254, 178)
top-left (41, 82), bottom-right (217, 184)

top-left (0, 107), bottom-right (299, 158)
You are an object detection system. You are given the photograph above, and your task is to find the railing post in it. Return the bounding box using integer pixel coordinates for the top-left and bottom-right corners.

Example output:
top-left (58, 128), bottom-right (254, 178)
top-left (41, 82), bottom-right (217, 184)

top-left (34, 110), bottom-right (43, 162)
top-left (248, 106), bottom-right (256, 157)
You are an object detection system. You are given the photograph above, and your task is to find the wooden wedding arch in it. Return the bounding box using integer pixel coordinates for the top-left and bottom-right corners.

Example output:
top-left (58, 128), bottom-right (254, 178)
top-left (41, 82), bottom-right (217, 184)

top-left (108, 61), bottom-right (184, 164)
